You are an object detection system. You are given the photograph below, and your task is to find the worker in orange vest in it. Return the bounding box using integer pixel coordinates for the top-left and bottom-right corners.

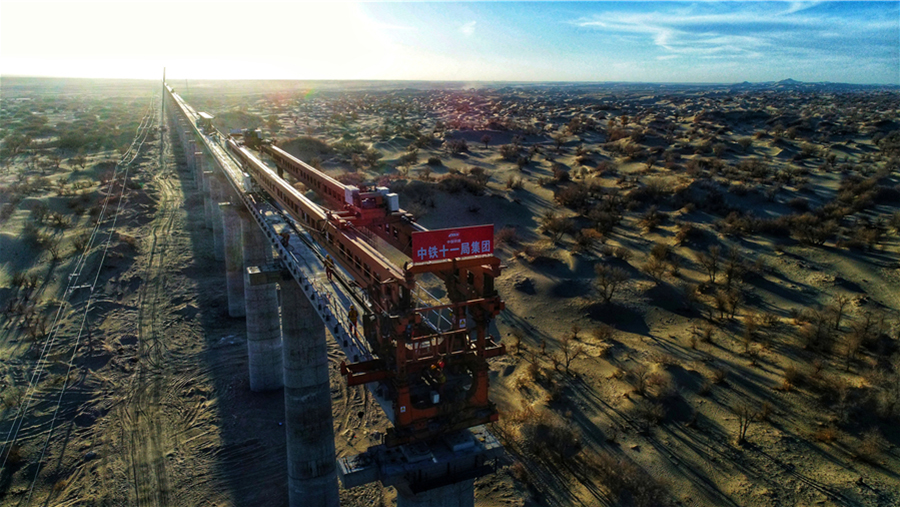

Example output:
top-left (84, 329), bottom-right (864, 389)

top-left (348, 304), bottom-right (358, 335)
top-left (325, 255), bottom-right (335, 280)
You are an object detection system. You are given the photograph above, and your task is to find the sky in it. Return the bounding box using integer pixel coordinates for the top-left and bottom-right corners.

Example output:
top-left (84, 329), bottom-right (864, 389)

top-left (1, 1), bottom-right (898, 84)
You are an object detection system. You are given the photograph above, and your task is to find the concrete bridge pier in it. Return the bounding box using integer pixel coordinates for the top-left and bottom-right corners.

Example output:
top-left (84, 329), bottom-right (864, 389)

top-left (397, 481), bottom-right (475, 507)
top-left (220, 203), bottom-right (245, 317)
top-left (281, 281), bottom-right (339, 507)
top-left (203, 170), bottom-right (214, 230)
top-left (242, 222), bottom-right (283, 391)
top-left (210, 175), bottom-right (225, 262)
top-left (186, 139), bottom-right (195, 171)
top-left (194, 151), bottom-right (204, 188)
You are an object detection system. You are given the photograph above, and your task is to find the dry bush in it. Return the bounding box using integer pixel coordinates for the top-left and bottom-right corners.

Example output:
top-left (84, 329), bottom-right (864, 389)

top-left (573, 228), bottom-right (603, 253)
top-left (118, 232), bottom-right (139, 250)
top-left (734, 402), bottom-right (755, 444)
top-left (642, 256), bottom-right (667, 284)
top-left (592, 323), bottom-right (616, 343)
top-left (495, 226), bottom-right (518, 246)
top-left (649, 242), bottom-right (671, 260)
top-left (554, 183), bottom-right (591, 211)
top-left (511, 406), bottom-right (582, 463)
top-left (628, 365), bottom-right (652, 395)
top-left (781, 364), bottom-right (803, 391)
top-left (757, 401), bottom-right (773, 422)
top-left (797, 311), bottom-right (834, 352)
top-left (437, 173), bottom-right (482, 194)
top-left (595, 264), bottom-right (629, 304)
top-left (71, 232), bottom-right (90, 253)
top-left (790, 213), bottom-right (837, 246)
top-left (633, 399), bottom-right (667, 430)
top-left (691, 322), bottom-right (716, 344)
top-left (613, 246), bottom-right (632, 262)
top-left (694, 245), bottom-right (721, 284)
top-left (1, 385), bottom-right (25, 410)
top-left (710, 366), bottom-right (728, 384)
top-left (854, 429), bottom-right (885, 463)
top-left (813, 426), bottom-right (840, 443)
top-left (3, 444), bottom-right (24, 466)
top-left (539, 211), bottom-right (575, 242)
top-left (578, 451), bottom-right (672, 507)
top-left (638, 205), bottom-right (668, 231)
top-left (505, 175), bottom-right (523, 190)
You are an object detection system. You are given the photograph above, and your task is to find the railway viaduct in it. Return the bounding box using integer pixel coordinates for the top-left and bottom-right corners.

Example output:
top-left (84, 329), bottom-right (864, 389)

top-left (163, 82), bottom-right (501, 507)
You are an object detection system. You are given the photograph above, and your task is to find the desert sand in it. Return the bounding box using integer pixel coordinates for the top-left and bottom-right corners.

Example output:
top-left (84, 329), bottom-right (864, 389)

top-left (2, 77), bottom-right (899, 506)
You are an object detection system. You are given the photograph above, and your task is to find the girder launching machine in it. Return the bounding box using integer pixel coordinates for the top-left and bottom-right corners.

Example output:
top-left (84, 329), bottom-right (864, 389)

top-left (227, 136), bottom-right (506, 447)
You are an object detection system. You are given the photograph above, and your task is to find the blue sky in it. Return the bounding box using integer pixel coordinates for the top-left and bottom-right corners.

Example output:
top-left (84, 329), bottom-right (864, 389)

top-left (1, 1), bottom-right (898, 84)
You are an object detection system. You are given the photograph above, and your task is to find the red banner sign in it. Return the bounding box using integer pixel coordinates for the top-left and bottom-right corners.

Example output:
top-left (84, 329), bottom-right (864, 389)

top-left (411, 225), bottom-right (494, 263)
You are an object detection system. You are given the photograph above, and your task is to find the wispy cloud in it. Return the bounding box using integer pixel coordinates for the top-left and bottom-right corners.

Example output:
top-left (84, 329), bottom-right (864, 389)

top-left (460, 21), bottom-right (476, 37)
top-left (572, 1), bottom-right (895, 62)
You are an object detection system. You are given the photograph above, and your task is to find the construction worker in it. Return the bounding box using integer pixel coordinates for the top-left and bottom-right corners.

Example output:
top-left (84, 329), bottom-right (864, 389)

top-left (348, 305), bottom-right (358, 335)
top-left (280, 230), bottom-right (290, 247)
top-left (325, 255), bottom-right (334, 281)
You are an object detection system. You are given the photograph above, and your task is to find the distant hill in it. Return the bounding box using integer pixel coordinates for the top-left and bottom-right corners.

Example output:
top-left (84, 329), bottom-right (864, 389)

top-left (727, 78), bottom-right (896, 92)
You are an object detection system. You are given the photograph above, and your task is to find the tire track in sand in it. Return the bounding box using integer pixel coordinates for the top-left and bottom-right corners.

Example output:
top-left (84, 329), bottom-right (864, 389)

top-left (122, 115), bottom-right (182, 507)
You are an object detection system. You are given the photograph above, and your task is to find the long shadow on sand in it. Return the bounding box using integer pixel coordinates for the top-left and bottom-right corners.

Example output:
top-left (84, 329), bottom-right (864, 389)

top-left (169, 131), bottom-right (290, 506)
top-left (584, 302), bottom-right (650, 337)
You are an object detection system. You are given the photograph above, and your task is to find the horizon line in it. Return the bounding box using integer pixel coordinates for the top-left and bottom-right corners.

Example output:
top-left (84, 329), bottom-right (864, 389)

top-left (2, 74), bottom-right (898, 88)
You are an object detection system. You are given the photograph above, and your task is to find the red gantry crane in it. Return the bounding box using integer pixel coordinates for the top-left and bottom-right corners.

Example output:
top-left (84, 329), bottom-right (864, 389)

top-left (229, 130), bottom-right (506, 447)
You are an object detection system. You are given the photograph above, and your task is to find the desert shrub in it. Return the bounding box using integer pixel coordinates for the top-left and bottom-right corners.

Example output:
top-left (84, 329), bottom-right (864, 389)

top-left (633, 399), bottom-right (666, 429)
top-left (643, 256), bottom-right (667, 284)
top-left (592, 323), bottom-right (616, 343)
top-left (332, 138), bottom-right (366, 156)
top-left (782, 364), bottom-right (802, 390)
top-left (710, 366), bottom-right (727, 384)
top-left (613, 246), bottom-right (632, 262)
top-left (573, 228), bottom-right (603, 253)
top-left (674, 223), bottom-right (701, 245)
top-left (499, 143), bottom-right (519, 161)
top-left (790, 213), bottom-right (837, 246)
top-left (337, 171), bottom-right (366, 187)
top-left (638, 205), bottom-right (667, 231)
top-left (516, 407), bottom-right (581, 463)
top-left (445, 138), bottom-right (468, 154)
top-left (578, 451), bottom-right (672, 507)
top-left (854, 429), bottom-right (886, 463)
top-left (539, 212), bottom-right (574, 242)
top-left (734, 402), bottom-right (756, 444)
top-left (467, 167), bottom-right (489, 188)
top-left (797, 311), bottom-right (834, 352)
top-left (595, 264), bottom-right (629, 303)
top-left (437, 173), bottom-right (482, 195)
top-left (628, 365), bottom-right (652, 395)
top-left (505, 176), bottom-right (523, 190)
top-left (650, 242), bottom-right (671, 260)
top-left (554, 183), bottom-right (590, 211)
top-left (496, 226), bottom-right (518, 246)
top-left (594, 160), bottom-right (618, 175)
top-left (552, 164), bottom-right (570, 183)
top-left (30, 201), bottom-right (50, 224)
top-left (587, 207), bottom-right (622, 234)
top-left (397, 148), bottom-right (419, 167)
top-left (787, 197), bottom-right (810, 211)
top-left (426, 156), bottom-right (442, 166)
top-left (813, 426), bottom-right (840, 443)
top-left (694, 245), bottom-right (721, 284)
